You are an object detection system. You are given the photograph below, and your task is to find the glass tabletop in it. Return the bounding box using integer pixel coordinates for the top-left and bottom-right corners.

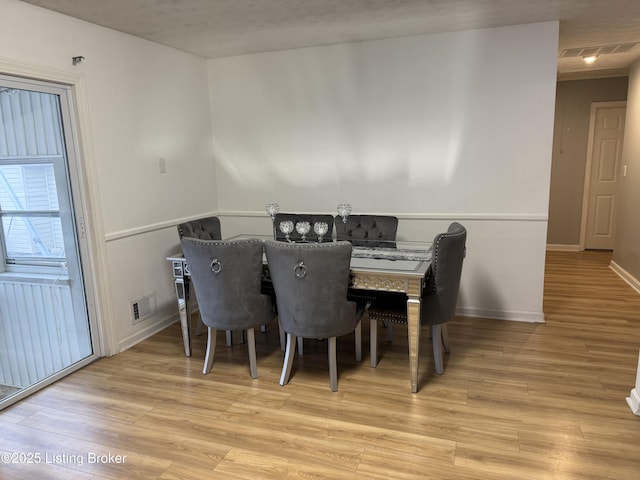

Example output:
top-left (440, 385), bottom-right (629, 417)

top-left (231, 234), bottom-right (432, 273)
top-left (170, 234), bottom-right (432, 275)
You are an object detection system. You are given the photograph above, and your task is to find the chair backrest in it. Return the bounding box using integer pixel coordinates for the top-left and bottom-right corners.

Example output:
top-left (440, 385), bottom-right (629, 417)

top-left (335, 215), bottom-right (398, 247)
top-left (180, 238), bottom-right (272, 330)
top-left (273, 213), bottom-right (334, 242)
top-left (177, 216), bottom-right (221, 240)
top-left (264, 240), bottom-right (357, 338)
top-left (422, 222), bottom-right (467, 325)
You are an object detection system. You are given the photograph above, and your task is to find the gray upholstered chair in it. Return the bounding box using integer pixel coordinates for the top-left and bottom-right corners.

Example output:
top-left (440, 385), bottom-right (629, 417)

top-left (368, 222), bottom-right (467, 374)
top-left (273, 213), bottom-right (334, 243)
top-left (180, 237), bottom-right (274, 378)
top-left (177, 216), bottom-right (222, 240)
top-left (177, 215), bottom-right (226, 340)
top-left (270, 213), bottom-right (337, 354)
top-left (335, 214), bottom-right (398, 247)
top-left (264, 240), bottom-right (363, 391)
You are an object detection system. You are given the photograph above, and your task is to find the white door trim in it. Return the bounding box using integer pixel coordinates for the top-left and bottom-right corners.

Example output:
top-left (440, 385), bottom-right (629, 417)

top-left (0, 56), bottom-right (115, 356)
top-left (579, 101), bottom-right (626, 251)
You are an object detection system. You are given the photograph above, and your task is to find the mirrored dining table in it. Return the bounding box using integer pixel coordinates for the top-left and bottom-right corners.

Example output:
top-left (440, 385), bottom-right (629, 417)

top-left (167, 234), bottom-right (432, 393)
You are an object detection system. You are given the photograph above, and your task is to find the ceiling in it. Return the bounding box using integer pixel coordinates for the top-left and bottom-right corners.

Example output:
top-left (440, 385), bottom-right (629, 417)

top-left (19, 0), bottom-right (640, 79)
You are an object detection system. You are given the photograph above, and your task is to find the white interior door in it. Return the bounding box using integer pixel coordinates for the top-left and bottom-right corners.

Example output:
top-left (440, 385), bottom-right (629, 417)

top-left (584, 105), bottom-right (626, 250)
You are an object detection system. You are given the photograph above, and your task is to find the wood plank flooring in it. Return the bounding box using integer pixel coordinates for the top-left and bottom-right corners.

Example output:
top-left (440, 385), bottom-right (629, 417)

top-left (1, 250), bottom-right (639, 479)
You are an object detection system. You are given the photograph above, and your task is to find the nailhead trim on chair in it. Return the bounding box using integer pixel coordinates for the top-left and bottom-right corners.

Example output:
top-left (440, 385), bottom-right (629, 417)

top-left (427, 227), bottom-right (467, 295)
top-left (182, 238), bottom-right (264, 247)
top-left (428, 233), bottom-right (442, 295)
top-left (368, 309), bottom-right (411, 325)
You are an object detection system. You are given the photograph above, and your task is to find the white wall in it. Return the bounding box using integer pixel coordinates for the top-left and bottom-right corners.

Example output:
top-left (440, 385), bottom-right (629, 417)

top-left (0, 0), bottom-right (560, 362)
top-left (0, 0), bottom-right (217, 353)
top-left (613, 59), bottom-right (640, 290)
top-left (208, 22), bottom-right (559, 321)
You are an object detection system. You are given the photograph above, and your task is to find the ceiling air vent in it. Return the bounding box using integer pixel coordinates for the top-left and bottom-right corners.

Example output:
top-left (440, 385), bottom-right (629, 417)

top-left (561, 43), bottom-right (638, 58)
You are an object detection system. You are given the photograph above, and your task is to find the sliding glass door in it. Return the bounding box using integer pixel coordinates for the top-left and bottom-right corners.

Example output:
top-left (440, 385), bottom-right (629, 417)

top-left (0, 75), bottom-right (97, 409)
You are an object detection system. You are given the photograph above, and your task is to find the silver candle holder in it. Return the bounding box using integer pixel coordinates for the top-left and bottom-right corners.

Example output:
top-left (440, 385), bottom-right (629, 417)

top-left (336, 203), bottom-right (352, 223)
top-left (265, 202), bottom-right (280, 238)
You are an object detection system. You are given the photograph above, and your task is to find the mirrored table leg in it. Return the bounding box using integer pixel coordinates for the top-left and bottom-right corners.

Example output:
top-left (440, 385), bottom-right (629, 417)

top-left (174, 277), bottom-right (192, 357)
top-left (407, 295), bottom-right (421, 393)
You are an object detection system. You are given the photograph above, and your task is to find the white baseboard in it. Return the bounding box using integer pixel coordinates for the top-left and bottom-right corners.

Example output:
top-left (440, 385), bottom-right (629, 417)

top-left (456, 307), bottom-right (545, 323)
top-left (546, 244), bottom-right (581, 252)
top-left (116, 314), bottom-right (178, 354)
top-left (626, 388), bottom-right (640, 416)
top-left (609, 261), bottom-right (640, 295)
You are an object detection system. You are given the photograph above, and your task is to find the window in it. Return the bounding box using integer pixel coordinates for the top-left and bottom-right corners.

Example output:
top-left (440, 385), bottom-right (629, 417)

top-left (0, 161), bottom-right (65, 267)
top-left (0, 85), bottom-right (71, 271)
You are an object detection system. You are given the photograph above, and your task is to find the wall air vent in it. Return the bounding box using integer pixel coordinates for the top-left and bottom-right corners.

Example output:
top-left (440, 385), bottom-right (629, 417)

top-left (561, 43), bottom-right (638, 58)
top-left (131, 292), bottom-right (157, 324)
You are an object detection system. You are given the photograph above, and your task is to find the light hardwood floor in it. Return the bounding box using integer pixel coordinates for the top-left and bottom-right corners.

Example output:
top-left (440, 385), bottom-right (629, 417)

top-left (1, 250), bottom-right (639, 479)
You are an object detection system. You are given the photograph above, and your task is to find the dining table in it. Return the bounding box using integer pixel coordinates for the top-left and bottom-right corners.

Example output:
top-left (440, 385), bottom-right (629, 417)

top-left (167, 234), bottom-right (432, 393)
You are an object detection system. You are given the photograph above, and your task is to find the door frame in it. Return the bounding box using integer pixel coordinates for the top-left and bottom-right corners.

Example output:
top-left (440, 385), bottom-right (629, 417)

top-left (578, 101), bottom-right (626, 250)
top-left (0, 59), bottom-right (114, 407)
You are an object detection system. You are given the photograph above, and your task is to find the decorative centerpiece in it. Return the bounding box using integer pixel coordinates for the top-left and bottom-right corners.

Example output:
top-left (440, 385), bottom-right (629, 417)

top-left (279, 220), bottom-right (294, 242)
top-left (336, 203), bottom-right (351, 223)
top-left (265, 203), bottom-right (280, 238)
top-left (265, 203), bottom-right (339, 243)
top-left (313, 221), bottom-right (329, 242)
top-left (295, 221), bottom-right (311, 242)
top-left (265, 202), bottom-right (280, 220)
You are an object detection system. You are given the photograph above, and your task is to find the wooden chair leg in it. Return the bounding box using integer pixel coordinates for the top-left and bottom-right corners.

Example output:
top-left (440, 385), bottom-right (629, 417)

top-left (432, 324), bottom-right (445, 375)
top-left (203, 327), bottom-right (217, 374)
top-left (225, 330), bottom-right (233, 346)
top-left (328, 336), bottom-right (338, 392)
top-left (370, 317), bottom-right (378, 367)
top-left (246, 328), bottom-right (258, 379)
top-left (280, 333), bottom-right (297, 386)
top-left (355, 320), bottom-right (362, 362)
top-left (297, 336), bottom-right (304, 355)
